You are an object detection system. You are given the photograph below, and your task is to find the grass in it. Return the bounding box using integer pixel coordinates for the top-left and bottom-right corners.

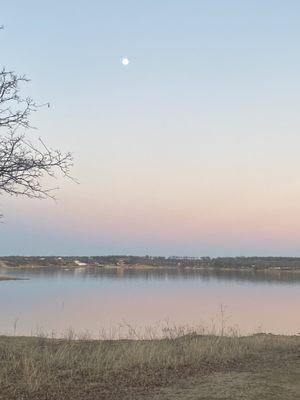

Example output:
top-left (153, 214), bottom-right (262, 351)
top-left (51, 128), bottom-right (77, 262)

top-left (0, 332), bottom-right (299, 400)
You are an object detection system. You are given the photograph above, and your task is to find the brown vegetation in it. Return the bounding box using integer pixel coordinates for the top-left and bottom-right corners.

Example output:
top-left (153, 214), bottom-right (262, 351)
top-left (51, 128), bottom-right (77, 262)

top-left (0, 333), bottom-right (299, 400)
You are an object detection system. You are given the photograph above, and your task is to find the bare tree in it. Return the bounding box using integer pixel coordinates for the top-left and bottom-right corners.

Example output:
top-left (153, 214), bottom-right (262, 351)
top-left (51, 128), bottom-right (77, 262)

top-left (0, 68), bottom-right (73, 203)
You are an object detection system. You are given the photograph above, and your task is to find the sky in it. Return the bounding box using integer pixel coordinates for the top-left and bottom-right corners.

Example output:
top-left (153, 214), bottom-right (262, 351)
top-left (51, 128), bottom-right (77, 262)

top-left (1, 1), bottom-right (300, 256)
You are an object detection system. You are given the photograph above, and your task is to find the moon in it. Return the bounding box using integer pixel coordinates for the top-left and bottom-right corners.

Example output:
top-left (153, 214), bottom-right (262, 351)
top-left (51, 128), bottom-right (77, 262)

top-left (122, 57), bottom-right (129, 66)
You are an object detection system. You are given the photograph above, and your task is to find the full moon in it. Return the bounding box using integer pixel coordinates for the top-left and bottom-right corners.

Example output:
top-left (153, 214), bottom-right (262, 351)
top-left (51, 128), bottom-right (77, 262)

top-left (122, 57), bottom-right (129, 66)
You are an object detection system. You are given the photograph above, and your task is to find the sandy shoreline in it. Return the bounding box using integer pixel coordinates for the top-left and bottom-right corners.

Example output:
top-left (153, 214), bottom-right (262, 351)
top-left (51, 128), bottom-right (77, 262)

top-left (0, 275), bottom-right (26, 281)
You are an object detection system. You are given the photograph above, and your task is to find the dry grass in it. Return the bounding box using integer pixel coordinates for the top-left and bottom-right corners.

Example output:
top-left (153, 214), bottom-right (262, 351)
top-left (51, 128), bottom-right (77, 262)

top-left (0, 331), bottom-right (299, 400)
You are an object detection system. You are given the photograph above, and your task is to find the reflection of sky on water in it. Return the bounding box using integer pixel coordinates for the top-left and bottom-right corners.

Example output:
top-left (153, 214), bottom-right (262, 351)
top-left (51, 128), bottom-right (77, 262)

top-left (1, 268), bottom-right (299, 337)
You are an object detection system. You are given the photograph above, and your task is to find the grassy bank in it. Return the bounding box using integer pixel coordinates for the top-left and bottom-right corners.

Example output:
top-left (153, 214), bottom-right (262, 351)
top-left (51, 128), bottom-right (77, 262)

top-left (0, 334), bottom-right (299, 400)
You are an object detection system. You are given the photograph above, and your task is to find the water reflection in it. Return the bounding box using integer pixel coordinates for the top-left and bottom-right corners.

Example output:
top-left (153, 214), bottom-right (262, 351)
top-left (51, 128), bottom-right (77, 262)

top-left (3, 266), bottom-right (300, 285)
top-left (0, 267), bottom-right (299, 337)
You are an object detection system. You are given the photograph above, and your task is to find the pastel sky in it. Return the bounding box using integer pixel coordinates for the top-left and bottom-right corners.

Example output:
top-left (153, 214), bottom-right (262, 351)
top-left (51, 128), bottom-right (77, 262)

top-left (1, 1), bottom-right (300, 256)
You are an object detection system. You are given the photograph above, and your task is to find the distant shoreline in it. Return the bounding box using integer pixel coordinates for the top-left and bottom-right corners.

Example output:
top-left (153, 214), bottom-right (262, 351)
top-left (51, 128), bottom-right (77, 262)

top-left (0, 275), bottom-right (26, 281)
top-left (2, 255), bottom-right (300, 272)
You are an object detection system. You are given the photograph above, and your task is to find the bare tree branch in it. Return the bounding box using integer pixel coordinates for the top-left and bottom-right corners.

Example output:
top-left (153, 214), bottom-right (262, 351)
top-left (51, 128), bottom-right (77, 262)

top-left (0, 68), bottom-right (73, 204)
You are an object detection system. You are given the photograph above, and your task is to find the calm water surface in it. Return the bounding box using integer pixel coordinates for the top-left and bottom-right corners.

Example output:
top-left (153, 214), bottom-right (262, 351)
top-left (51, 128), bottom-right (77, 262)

top-left (1, 267), bottom-right (299, 337)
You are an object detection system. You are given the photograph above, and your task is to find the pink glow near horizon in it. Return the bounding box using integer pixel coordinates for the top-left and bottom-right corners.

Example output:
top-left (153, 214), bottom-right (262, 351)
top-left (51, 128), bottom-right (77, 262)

top-left (13, 178), bottom-right (300, 252)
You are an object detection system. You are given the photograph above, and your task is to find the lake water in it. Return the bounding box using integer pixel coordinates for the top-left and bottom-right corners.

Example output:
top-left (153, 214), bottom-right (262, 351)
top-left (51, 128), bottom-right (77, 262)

top-left (1, 267), bottom-right (299, 337)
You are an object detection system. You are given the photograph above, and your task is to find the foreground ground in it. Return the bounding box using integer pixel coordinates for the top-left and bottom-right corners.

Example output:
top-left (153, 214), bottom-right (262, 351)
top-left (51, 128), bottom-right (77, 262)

top-left (1, 334), bottom-right (299, 400)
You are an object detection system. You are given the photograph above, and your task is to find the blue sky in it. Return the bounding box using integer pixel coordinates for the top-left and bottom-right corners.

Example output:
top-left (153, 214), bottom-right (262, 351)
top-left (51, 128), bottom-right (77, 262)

top-left (1, 1), bottom-right (300, 255)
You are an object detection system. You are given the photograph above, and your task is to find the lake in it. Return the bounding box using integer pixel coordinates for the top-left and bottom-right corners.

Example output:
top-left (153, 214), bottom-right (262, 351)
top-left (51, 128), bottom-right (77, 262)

top-left (1, 267), bottom-right (299, 337)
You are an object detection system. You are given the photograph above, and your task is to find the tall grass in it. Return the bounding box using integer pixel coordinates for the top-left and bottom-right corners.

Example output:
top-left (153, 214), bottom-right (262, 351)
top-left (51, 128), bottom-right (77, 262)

top-left (1, 326), bottom-right (299, 400)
